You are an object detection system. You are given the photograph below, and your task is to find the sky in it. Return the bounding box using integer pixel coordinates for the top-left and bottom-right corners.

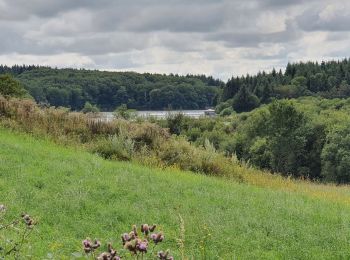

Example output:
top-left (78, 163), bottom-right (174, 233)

top-left (0, 0), bottom-right (349, 80)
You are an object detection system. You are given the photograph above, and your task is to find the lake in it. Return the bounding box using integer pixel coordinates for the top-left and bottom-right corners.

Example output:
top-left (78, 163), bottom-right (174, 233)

top-left (98, 110), bottom-right (211, 121)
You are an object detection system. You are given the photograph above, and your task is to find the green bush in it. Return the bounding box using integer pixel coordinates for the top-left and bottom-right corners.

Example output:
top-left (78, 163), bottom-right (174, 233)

top-left (321, 125), bottom-right (350, 183)
top-left (91, 134), bottom-right (134, 161)
top-left (81, 101), bottom-right (99, 113)
top-left (0, 74), bottom-right (27, 98)
top-left (220, 107), bottom-right (233, 117)
top-left (249, 138), bottom-right (271, 169)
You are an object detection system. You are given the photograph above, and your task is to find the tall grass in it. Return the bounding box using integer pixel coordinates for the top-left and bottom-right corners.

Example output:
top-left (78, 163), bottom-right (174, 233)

top-left (2, 96), bottom-right (350, 205)
top-left (0, 96), bottom-right (243, 180)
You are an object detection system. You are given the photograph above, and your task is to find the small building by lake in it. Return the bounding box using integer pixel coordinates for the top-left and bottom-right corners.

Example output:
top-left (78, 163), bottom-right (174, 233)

top-left (204, 109), bottom-right (216, 117)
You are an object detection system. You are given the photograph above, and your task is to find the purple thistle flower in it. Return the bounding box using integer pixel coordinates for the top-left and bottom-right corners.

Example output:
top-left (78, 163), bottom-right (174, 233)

top-left (137, 240), bottom-right (148, 253)
top-left (151, 232), bottom-right (164, 244)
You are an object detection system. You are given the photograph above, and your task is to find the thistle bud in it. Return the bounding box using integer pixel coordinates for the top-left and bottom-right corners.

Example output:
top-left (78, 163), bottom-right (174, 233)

top-left (124, 241), bottom-right (136, 253)
top-left (157, 249), bottom-right (173, 260)
top-left (141, 224), bottom-right (150, 235)
top-left (129, 231), bottom-right (136, 239)
top-left (82, 239), bottom-right (93, 253)
top-left (97, 252), bottom-right (109, 260)
top-left (149, 224), bottom-right (157, 232)
top-left (121, 233), bottom-right (130, 244)
top-left (151, 232), bottom-right (164, 244)
top-left (92, 240), bottom-right (101, 249)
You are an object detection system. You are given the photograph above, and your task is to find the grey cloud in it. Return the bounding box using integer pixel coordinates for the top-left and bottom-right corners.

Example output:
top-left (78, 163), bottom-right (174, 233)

top-left (296, 4), bottom-right (350, 32)
top-left (206, 21), bottom-right (300, 48)
top-left (260, 0), bottom-right (310, 7)
top-left (0, 0), bottom-right (349, 79)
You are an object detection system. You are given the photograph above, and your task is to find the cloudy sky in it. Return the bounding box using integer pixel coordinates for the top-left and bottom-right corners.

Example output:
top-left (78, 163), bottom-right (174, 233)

top-left (0, 0), bottom-right (349, 80)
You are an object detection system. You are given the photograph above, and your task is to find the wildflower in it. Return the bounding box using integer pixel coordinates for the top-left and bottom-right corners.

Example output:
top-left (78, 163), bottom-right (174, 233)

top-left (157, 250), bottom-right (174, 260)
top-left (151, 232), bottom-right (164, 244)
top-left (92, 240), bottom-right (101, 249)
top-left (121, 233), bottom-right (131, 245)
top-left (21, 213), bottom-right (35, 228)
top-left (97, 252), bottom-right (109, 260)
top-left (82, 239), bottom-right (93, 253)
top-left (124, 241), bottom-right (137, 254)
top-left (141, 224), bottom-right (150, 235)
top-left (0, 204), bottom-right (6, 212)
top-left (82, 238), bottom-right (100, 253)
top-left (97, 243), bottom-right (121, 260)
top-left (136, 240), bottom-right (148, 253)
top-left (149, 224), bottom-right (157, 232)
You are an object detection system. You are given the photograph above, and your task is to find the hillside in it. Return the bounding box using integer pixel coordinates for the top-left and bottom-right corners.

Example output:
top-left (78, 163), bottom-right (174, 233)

top-left (0, 66), bottom-right (222, 111)
top-left (1, 128), bottom-right (350, 258)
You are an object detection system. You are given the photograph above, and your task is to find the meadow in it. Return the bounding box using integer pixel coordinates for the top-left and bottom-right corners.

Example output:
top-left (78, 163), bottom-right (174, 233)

top-left (1, 128), bottom-right (350, 259)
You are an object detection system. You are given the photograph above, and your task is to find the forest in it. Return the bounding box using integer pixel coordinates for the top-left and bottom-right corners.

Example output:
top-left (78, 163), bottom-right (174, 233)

top-left (0, 65), bottom-right (222, 111)
top-left (217, 58), bottom-right (350, 113)
top-left (2, 59), bottom-right (350, 113)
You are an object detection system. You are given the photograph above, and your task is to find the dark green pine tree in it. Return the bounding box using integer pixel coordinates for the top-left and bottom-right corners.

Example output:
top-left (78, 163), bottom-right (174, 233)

top-left (232, 85), bottom-right (260, 112)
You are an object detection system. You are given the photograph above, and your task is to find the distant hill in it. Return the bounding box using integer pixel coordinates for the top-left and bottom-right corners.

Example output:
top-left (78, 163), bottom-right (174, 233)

top-left (0, 65), bottom-right (223, 111)
top-left (2, 58), bottom-right (350, 113)
top-left (217, 58), bottom-right (350, 113)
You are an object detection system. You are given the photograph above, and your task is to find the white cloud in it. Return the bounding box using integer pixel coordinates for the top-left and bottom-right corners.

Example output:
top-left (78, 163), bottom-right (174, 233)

top-left (0, 0), bottom-right (349, 80)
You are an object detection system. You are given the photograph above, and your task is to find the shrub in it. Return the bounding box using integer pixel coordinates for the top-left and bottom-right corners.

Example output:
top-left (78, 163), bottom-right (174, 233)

top-left (321, 125), bottom-right (350, 183)
top-left (81, 101), bottom-right (100, 113)
top-left (219, 107), bottom-right (233, 117)
top-left (249, 137), bottom-right (271, 169)
top-left (166, 112), bottom-right (185, 135)
top-left (0, 74), bottom-right (27, 98)
top-left (92, 133), bottom-right (135, 161)
top-left (113, 104), bottom-right (136, 120)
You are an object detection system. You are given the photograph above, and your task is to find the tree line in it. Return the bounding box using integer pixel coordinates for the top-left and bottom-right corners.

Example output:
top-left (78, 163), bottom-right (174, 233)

top-left (2, 59), bottom-right (350, 112)
top-left (0, 65), bottom-right (222, 111)
top-left (218, 58), bottom-right (350, 113)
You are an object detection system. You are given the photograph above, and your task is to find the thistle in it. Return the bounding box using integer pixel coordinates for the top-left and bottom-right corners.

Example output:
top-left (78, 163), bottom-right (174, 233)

top-left (81, 223), bottom-right (173, 259)
top-left (157, 250), bottom-right (174, 260)
top-left (82, 238), bottom-right (100, 254)
top-left (21, 213), bottom-right (35, 228)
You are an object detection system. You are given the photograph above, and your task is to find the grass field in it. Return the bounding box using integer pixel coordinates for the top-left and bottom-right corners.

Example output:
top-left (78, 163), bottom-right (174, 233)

top-left (1, 128), bottom-right (350, 259)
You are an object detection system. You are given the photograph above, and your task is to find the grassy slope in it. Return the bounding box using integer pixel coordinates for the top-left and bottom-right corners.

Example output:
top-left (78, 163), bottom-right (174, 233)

top-left (1, 129), bottom-right (350, 259)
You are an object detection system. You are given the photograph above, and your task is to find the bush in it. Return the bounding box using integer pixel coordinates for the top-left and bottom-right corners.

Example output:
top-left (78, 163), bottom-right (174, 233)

top-left (81, 101), bottom-right (99, 113)
top-left (113, 104), bottom-right (136, 119)
top-left (249, 138), bottom-right (271, 169)
top-left (157, 136), bottom-right (242, 179)
top-left (321, 125), bottom-right (350, 183)
top-left (166, 112), bottom-right (185, 135)
top-left (0, 74), bottom-right (27, 98)
top-left (92, 133), bottom-right (135, 161)
top-left (220, 107), bottom-right (233, 117)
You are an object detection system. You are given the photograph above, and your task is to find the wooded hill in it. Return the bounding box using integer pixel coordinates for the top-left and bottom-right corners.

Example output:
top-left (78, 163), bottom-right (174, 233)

top-left (1, 59), bottom-right (350, 112)
top-left (218, 58), bottom-right (350, 113)
top-left (0, 65), bottom-right (222, 111)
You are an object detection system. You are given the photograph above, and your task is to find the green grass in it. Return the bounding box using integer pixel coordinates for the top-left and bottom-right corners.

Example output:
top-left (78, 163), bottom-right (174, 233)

top-left (1, 128), bottom-right (350, 259)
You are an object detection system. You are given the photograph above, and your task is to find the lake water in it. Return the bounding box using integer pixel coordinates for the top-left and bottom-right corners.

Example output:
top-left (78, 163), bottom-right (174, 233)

top-left (98, 110), bottom-right (209, 121)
